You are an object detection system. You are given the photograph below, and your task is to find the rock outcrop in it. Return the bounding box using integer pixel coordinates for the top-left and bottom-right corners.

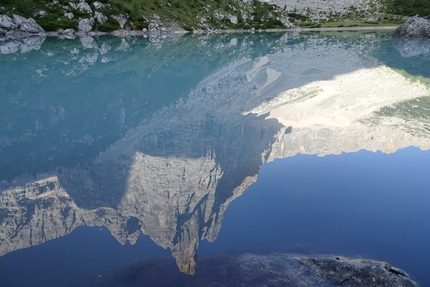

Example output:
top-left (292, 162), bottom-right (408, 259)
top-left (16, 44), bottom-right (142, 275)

top-left (0, 14), bottom-right (45, 37)
top-left (392, 16), bottom-right (430, 38)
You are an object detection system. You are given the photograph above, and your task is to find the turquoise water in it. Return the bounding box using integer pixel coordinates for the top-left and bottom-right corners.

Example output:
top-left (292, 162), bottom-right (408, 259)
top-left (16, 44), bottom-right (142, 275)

top-left (0, 31), bottom-right (430, 286)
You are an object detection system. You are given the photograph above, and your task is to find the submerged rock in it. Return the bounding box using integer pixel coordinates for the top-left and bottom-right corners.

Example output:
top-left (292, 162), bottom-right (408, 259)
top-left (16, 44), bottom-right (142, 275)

top-left (392, 16), bottom-right (430, 38)
top-left (112, 253), bottom-right (420, 287)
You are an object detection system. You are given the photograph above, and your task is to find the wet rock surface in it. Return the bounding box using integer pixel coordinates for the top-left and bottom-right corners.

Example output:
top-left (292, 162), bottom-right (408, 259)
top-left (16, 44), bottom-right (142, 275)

top-left (392, 16), bottom-right (430, 38)
top-left (109, 253), bottom-right (420, 287)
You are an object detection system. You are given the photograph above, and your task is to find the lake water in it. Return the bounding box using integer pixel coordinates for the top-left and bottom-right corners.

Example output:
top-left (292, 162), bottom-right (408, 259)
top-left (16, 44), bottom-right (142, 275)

top-left (0, 31), bottom-right (430, 286)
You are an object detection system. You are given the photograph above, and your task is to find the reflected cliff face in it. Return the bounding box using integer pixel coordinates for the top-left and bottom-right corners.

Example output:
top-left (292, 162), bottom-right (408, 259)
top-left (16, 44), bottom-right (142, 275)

top-left (1, 31), bottom-right (430, 276)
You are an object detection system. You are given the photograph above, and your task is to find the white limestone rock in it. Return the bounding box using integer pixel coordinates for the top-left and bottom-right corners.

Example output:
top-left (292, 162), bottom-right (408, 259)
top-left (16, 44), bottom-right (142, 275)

top-left (93, 1), bottom-right (105, 9)
top-left (111, 14), bottom-right (128, 29)
top-left (230, 16), bottom-right (238, 24)
top-left (95, 11), bottom-right (108, 24)
top-left (0, 14), bottom-right (17, 30)
top-left (64, 12), bottom-right (74, 19)
top-left (78, 17), bottom-right (95, 33)
top-left (77, 0), bottom-right (92, 14)
top-left (12, 15), bottom-right (45, 33)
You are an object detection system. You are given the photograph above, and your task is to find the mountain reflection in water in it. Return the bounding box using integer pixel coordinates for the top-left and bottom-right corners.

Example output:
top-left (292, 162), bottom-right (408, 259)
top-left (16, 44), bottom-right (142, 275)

top-left (0, 31), bottom-right (430, 286)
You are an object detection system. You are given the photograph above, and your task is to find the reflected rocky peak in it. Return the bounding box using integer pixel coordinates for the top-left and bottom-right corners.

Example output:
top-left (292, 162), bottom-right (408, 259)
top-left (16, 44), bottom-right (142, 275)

top-left (0, 54), bottom-right (286, 275)
top-left (1, 32), bottom-right (430, 276)
top-left (391, 38), bottom-right (430, 60)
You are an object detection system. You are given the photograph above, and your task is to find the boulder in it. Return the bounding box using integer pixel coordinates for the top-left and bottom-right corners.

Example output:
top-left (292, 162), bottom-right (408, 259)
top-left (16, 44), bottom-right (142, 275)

top-left (112, 14), bottom-right (128, 29)
top-left (77, 0), bottom-right (92, 14)
top-left (78, 17), bottom-right (95, 33)
top-left (0, 14), bottom-right (17, 30)
top-left (12, 14), bottom-right (45, 33)
top-left (64, 12), bottom-right (74, 19)
top-left (392, 16), bottom-right (430, 38)
top-left (69, 1), bottom-right (77, 9)
top-left (93, 1), bottom-right (105, 9)
top-left (95, 11), bottom-right (108, 24)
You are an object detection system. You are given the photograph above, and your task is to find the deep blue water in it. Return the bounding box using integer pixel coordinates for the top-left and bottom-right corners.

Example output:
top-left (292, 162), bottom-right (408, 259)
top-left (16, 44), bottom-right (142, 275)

top-left (0, 31), bottom-right (430, 286)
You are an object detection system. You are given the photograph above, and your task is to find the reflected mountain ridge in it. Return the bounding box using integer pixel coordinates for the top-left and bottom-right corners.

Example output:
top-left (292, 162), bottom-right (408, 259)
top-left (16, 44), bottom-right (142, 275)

top-left (1, 31), bottom-right (430, 276)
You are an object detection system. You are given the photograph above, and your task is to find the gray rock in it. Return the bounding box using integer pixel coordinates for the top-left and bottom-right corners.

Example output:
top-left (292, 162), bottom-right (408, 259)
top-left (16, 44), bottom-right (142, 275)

top-left (12, 15), bottom-right (45, 33)
top-left (392, 16), bottom-right (430, 38)
top-left (94, 11), bottom-right (108, 24)
top-left (64, 12), bottom-right (74, 19)
top-left (77, 0), bottom-right (92, 14)
top-left (230, 15), bottom-right (238, 24)
top-left (112, 14), bottom-right (128, 29)
top-left (0, 14), bottom-right (17, 30)
top-left (69, 1), bottom-right (77, 9)
top-left (78, 17), bottom-right (95, 33)
top-left (93, 1), bottom-right (105, 9)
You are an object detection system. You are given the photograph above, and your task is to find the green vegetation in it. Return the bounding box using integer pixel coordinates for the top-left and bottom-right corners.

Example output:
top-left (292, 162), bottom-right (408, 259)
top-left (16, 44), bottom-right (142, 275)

top-left (387, 0), bottom-right (430, 16)
top-left (320, 18), bottom-right (406, 28)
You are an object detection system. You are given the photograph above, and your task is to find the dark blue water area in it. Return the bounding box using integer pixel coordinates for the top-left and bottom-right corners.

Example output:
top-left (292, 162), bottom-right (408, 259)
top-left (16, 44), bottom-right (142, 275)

top-left (201, 146), bottom-right (430, 286)
top-left (0, 226), bottom-right (171, 286)
top-left (0, 146), bottom-right (429, 286)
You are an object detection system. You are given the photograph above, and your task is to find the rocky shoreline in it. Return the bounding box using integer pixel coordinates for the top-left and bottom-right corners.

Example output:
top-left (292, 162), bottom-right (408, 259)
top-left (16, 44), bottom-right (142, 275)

top-left (0, 12), bottom-right (401, 41)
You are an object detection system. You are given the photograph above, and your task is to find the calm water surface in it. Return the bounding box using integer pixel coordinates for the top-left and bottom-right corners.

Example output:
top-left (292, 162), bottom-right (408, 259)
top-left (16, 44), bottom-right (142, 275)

top-left (0, 31), bottom-right (429, 286)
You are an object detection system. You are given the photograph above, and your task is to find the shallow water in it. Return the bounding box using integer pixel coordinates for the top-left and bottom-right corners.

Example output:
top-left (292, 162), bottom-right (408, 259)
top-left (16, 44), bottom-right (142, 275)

top-left (0, 31), bottom-right (429, 286)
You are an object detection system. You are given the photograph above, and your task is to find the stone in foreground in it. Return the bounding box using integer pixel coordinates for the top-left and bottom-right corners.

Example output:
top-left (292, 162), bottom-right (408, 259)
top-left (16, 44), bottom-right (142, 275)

top-left (110, 253), bottom-right (419, 287)
top-left (392, 16), bottom-right (430, 38)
